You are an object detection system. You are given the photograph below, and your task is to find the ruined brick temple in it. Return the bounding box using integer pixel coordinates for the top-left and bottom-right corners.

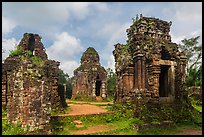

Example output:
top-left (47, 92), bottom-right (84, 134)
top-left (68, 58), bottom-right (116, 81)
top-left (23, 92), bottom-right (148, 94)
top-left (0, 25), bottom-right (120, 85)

top-left (2, 33), bottom-right (67, 132)
top-left (113, 15), bottom-right (187, 102)
top-left (72, 47), bottom-right (107, 99)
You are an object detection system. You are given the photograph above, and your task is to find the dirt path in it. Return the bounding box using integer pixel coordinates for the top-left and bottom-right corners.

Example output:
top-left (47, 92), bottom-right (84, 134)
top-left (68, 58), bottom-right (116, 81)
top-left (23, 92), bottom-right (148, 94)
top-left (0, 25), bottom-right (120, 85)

top-left (57, 100), bottom-right (202, 135)
top-left (57, 103), bottom-right (112, 117)
top-left (70, 124), bottom-right (116, 135)
top-left (66, 99), bottom-right (113, 105)
top-left (173, 128), bottom-right (202, 135)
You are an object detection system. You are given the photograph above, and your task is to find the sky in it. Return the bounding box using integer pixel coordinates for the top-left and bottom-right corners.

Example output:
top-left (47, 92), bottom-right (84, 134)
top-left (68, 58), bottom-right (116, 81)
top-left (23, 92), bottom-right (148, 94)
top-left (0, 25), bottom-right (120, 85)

top-left (2, 2), bottom-right (202, 77)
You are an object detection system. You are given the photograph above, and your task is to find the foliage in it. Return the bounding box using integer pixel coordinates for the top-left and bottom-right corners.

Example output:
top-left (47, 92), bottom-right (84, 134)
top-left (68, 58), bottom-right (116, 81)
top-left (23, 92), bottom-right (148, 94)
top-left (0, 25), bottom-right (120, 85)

top-left (178, 36), bottom-right (202, 73)
top-left (185, 66), bottom-right (202, 87)
top-left (58, 69), bottom-right (72, 99)
top-left (9, 46), bottom-right (23, 57)
top-left (178, 36), bottom-right (202, 87)
top-left (2, 120), bottom-right (27, 135)
top-left (25, 50), bottom-right (33, 57)
top-left (30, 56), bottom-right (44, 67)
top-left (132, 14), bottom-right (139, 23)
top-left (106, 68), bottom-right (116, 98)
top-left (189, 95), bottom-right (202, 112)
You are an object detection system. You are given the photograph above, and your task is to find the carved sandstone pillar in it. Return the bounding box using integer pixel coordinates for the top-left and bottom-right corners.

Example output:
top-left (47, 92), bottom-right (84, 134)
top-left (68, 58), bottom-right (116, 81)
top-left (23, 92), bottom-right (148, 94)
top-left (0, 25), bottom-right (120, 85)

top-left (135, 53), bottom-right (143, 91)
top-left (152, 64), bottom-right (160, 98)
top-left (101, 81), bottom-right (106, 99)
top-left (92, 81), bottom-right (96, 98)
top-left (134, 61), bottom-right (138, 89)
top-left (141, 56), bottom-right (146, 89)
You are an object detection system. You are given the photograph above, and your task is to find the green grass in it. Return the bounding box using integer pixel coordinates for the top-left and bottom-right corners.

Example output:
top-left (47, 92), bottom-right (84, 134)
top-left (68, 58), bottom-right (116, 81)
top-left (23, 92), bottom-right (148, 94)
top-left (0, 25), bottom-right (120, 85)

top-left (2, 120), bottom-right (27, 135)
top-left (50, 117), bottom-right (77, 135)
top-left (71, 96), bottom-right (114, 103)
top-left (2, 97), bottom-right (202, 135)
top-left (91, 119), bottom-right (138, 135)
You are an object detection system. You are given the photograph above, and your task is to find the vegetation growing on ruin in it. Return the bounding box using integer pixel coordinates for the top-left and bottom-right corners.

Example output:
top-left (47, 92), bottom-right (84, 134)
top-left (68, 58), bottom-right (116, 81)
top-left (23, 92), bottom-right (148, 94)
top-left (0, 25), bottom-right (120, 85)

top-left (30, 56), bottom-right (45, 67)
top-left (81, 47), bottom-right (99, 63)
top-left (9, 46), bottom-right (23, 57)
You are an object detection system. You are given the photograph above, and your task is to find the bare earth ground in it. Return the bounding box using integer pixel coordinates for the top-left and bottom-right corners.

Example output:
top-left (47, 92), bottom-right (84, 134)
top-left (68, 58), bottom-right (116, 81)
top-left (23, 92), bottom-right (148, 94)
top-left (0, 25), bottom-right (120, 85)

top-left (58, 104), bottom-right (111, 116)
top-left (66, 99), bottom-right (113, 105)
top-left (57, 100), bottom-right (202, 135)
top-left (70, 124), bottom-right (116, 135)
top-left (173, 128), bottom-right (202, 135)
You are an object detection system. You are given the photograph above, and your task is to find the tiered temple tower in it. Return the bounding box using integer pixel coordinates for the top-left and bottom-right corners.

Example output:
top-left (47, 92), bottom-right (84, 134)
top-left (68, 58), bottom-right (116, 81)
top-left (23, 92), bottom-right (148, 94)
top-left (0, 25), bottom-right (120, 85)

top-left (113, 14), bottom-right (187, 103)
top-left (72, 47), bottom-right (107, 100)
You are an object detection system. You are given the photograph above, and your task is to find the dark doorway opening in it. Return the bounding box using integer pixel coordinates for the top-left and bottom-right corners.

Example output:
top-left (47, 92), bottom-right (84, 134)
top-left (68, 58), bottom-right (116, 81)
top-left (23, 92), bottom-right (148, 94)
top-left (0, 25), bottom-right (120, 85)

top-left (95, 75), bottom-right (101, 96)
top-left (159, 65), bottom-right (170, 97)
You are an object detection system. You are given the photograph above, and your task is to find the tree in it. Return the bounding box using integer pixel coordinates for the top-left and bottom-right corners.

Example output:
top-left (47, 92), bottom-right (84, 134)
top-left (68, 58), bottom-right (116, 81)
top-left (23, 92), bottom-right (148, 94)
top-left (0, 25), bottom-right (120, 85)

top-left (185, 66), bottom-right (202, 87)
top-left (178, 36), bottom-right (202, 87)
top-left (178, 36), bottom-right (202, 73)
top-left (58, 69), bottom-right (72, 99)
top-left (106, 68), bottom-right (116, 98)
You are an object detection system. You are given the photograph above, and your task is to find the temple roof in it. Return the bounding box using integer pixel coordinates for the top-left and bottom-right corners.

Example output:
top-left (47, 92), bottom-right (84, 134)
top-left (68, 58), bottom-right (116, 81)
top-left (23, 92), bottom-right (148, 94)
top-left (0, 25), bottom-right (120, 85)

top-left (81, 47), bottom-right (100, 64)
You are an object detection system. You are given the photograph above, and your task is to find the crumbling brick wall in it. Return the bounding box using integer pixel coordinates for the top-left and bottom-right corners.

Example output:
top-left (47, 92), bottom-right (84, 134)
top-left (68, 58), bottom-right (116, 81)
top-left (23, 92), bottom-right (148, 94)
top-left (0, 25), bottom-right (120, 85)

top-left (113, 14), bottom-right (187, 103)
top-left (7, 59), bottom-right (52, 132)
top-left (2, 33), bottom-right (67, 133)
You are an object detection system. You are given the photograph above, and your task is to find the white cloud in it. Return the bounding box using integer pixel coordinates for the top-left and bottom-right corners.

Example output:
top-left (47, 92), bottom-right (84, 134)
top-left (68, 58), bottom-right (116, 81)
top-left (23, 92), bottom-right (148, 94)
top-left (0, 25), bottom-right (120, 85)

top-left (106, 55), bottom-right (115, 72)
top-left (166, 2), bottom-right (202, 44)
top-left (2, 16), bottom-right (16, 35)
top-left (171, 29), bottom-right (202, 44)
top-left (47, 32), bottom-right (83, 61)
top-left (47, 32), bottom-right (84, 76)
top-left (173, 2), bottom-right (202, 22)
top-left (101, 22), bottom-right (131, 71)
top-left (67, 2), bottom-right (108, 20)
top-left (59, 60), bottom-right (80, 77)
top-left (2, 2), bottom-right (108, 33)
top-left (2, 38), bottom-right (18, 62)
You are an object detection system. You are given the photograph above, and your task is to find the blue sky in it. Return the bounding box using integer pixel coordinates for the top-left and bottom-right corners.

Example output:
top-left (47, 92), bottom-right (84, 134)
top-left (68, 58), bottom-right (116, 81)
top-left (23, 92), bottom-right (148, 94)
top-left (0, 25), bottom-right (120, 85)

top-left (2, 2), bottom-right (202, 77)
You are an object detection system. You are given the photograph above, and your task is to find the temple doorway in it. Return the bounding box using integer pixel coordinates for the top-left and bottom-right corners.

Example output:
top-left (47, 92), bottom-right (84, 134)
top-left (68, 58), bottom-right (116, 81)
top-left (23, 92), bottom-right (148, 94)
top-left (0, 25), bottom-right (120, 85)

top-left (95, 75), bottom-right (101, 96)
top-left (159, 65), bottom-right (170, 97)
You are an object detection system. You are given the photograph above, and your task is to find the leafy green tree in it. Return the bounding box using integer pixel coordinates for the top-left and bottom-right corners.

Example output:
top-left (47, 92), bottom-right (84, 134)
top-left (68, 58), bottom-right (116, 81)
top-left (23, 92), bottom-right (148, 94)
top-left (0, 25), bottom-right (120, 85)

top-left (178, 36), bottom-right (202, 73)
top-left (58, 69), bottom-right (72, 99)
top-left (185, 65), bottom-right (202, 87)
top-left (106, 68), bottom-right (116, 98)
top-left (178, 36), bottom-right (202, 87)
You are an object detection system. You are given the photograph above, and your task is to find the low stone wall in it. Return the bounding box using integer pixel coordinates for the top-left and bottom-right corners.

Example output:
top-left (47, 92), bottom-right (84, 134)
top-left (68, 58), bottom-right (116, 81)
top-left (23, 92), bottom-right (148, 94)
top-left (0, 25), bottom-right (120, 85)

top-left (132, 121), bottom-right (175, 132)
